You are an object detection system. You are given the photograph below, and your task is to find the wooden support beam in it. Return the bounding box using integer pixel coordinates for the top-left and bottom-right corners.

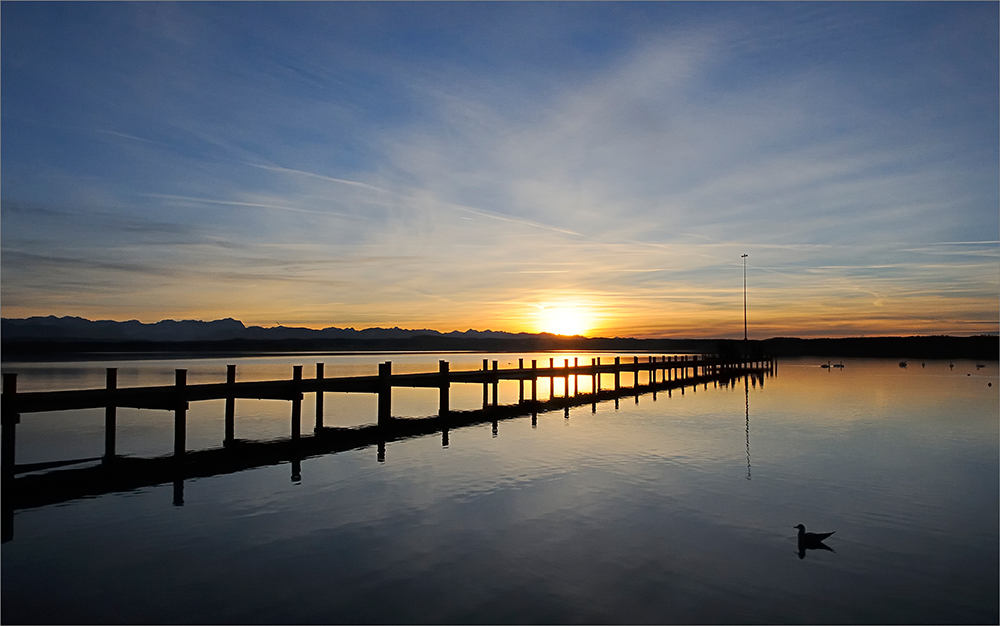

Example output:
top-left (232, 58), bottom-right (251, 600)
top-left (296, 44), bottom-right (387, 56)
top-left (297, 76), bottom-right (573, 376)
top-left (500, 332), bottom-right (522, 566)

top-left (315, 363), bottom-right (324, 431)
top-left (2, 374), bottom-right (19, 500)
top-left (104, 368), bottom-right (117, 463)
top-left (491, 360), bottom-right (498, 406)
top-left (438, 360), bottom-right (450, 417)
top-left (291, 366), bottom-right (302, 441)
top-left (225, 365), bottom-right (236, 445)
top-left (174, 370), bottom-right (187, 459)
top-left (378, 362), bottom-right (391, 425)
top-left (531, 360), bottom-right (537, 402)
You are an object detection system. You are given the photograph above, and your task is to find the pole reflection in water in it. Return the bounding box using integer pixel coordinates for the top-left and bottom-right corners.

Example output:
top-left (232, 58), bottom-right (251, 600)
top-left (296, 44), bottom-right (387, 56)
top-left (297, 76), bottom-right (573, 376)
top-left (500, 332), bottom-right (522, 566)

top-left (745, 375), bottom-right (751, 481)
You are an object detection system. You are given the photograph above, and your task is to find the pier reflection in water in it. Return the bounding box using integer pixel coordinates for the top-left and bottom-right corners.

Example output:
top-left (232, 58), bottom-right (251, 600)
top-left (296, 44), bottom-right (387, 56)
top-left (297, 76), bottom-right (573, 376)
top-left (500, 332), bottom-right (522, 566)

top-left (1, 355), bottom-right (997, 624)
top-left (2, 354), bottom-right (772, 526)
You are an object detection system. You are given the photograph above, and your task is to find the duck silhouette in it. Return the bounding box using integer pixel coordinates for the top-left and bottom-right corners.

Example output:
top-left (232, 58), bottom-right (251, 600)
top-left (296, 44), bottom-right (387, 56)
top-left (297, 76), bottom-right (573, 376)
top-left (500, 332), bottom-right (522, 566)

top-left (794, 524), bottom-right (835, 559)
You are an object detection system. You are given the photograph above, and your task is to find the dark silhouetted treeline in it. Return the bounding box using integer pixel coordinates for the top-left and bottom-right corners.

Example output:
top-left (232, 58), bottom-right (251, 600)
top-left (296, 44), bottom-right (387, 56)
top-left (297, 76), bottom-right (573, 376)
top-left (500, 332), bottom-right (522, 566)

top-left (2, 334), bottom-right (996, 361)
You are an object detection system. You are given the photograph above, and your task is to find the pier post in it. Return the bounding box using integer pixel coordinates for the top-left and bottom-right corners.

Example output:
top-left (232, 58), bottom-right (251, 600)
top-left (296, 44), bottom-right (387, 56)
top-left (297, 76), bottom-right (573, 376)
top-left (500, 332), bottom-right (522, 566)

top-left (531, 360), bottom-right (537, 402)
top-left (592, 358), bottom-right (598, 393)
top-left (634, 356), bottom-right (639, 388)
top-left (518, 358), bottom-right (525, 402)
top-left (104, 368), bottom-right (117, 463)
top-left (549, 359), bottom-right (554, 398)
top-left (378, 362), bottom-right (392, 425)
top-left (614, 357), bottom-right (621, 391)
top-left (174, 369), bottom-right (187, 459)
top-left (438, 360), bottom-right (450, 417)
top-left (315, 363), bottom-right (324, 431)
top-left (564, 359), bottom-right (570, 398)
top-left (291, 366), bottom-right (302, 441)
top-left (225, 365), bottom-right (236, 445)
top-left (492, 361), bottom-right (499, 406)
top-left (440, 360), bottom-right (450, 446)
top-left (2, 374), bottom-right (19, 502)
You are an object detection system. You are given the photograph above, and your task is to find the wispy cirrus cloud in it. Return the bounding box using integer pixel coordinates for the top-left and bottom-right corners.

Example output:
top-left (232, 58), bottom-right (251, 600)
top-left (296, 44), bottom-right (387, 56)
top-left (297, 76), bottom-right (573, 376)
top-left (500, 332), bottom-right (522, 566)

top-left (1, 3), bottom-right (996, 335)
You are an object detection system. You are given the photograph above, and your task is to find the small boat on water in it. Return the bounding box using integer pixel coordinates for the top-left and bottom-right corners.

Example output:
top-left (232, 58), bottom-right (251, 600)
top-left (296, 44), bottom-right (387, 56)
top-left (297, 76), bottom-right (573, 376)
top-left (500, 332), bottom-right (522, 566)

top-left (820, 361), bottom-right (831, 369)
top-left (832, 361), bottom-right (844, 369)
top-left (976, 363), bottom-right (985, 370)
top-left (899, 361), bottom-right (907, 368)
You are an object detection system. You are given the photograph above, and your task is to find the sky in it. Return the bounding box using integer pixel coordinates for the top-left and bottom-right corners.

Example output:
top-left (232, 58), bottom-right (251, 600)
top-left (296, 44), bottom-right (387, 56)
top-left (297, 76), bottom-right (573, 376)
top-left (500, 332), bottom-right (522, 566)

top-left (2, 2), bottom-right (998, 338)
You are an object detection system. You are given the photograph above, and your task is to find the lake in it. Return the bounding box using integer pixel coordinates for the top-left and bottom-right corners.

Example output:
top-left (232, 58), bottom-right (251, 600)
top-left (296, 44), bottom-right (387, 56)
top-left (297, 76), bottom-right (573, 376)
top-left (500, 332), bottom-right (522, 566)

top-left (2, 352), bottom-right (997, 624)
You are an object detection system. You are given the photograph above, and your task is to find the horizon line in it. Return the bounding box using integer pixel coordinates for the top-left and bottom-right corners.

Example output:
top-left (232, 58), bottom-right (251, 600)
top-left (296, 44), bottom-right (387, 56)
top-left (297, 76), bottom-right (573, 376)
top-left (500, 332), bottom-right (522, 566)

top-left (2, 314), bottom-right (996, 341)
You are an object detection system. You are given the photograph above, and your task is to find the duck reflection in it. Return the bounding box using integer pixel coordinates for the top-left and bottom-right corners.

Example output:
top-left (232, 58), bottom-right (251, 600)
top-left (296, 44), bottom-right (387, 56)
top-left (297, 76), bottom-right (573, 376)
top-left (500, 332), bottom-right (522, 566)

top-left (794, 524), bottom-right (835, 559)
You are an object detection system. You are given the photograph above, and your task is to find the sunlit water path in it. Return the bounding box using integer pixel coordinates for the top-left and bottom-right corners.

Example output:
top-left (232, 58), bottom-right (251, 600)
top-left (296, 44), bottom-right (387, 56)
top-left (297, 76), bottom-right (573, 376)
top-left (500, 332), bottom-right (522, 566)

top-left (2, 353), bottom-right (997, 624)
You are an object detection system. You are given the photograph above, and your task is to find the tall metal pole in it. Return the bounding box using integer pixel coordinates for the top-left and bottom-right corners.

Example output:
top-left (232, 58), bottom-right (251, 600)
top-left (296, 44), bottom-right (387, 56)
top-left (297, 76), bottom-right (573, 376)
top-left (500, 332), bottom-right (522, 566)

top-left (742, 253), bottom-right (748, 341)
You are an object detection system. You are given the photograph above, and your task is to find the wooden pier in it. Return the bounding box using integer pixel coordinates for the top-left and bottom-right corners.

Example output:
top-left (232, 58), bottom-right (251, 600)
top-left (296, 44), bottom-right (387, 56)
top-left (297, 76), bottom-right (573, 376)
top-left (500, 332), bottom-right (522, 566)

top-left (2, 353), bottom-right (773, 541)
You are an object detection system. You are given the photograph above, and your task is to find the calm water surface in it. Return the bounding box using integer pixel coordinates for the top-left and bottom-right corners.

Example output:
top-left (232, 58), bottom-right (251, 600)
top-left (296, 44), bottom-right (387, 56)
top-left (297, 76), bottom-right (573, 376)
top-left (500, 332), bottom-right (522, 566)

top-left (2, 353), bottom-right (997, 624)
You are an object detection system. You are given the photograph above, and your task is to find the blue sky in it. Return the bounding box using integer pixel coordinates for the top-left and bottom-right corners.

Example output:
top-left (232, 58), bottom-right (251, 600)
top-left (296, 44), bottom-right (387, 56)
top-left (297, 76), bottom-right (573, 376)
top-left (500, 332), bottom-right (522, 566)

top-left (2, 2), bottom-right (997, 337)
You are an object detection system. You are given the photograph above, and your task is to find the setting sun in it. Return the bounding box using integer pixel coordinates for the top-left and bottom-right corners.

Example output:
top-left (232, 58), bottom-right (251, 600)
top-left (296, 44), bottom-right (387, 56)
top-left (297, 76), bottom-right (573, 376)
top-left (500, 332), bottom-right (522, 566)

top-left (536, 303), bottom-right (595, 336)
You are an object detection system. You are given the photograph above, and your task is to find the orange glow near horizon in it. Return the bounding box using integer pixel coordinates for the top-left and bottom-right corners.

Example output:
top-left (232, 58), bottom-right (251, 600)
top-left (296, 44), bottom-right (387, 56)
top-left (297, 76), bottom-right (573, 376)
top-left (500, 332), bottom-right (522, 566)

top-left (5, 290), bottom-right (997, 339)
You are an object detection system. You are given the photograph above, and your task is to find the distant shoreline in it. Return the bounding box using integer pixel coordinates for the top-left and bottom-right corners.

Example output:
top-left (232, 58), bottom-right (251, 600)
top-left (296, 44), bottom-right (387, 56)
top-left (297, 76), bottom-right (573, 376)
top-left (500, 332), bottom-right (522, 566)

top-left (2, 335), bottom-right (996, 363)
